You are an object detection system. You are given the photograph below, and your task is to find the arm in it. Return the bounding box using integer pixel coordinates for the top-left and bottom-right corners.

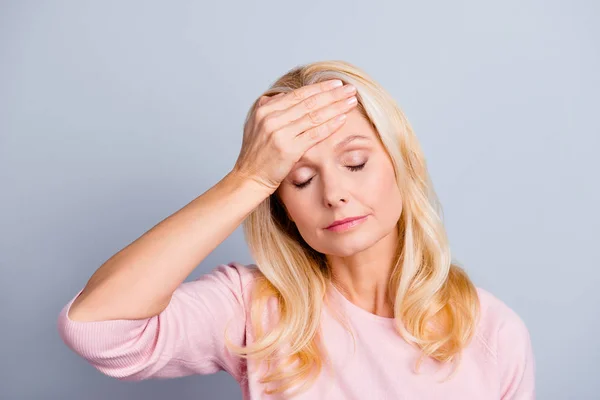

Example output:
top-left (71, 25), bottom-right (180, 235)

top-left (66, 170), bottom-right (269, 322)
top-left (57, 79), bottom-right (355, 380)
top-left (57, 262), bottom-right (256, 381)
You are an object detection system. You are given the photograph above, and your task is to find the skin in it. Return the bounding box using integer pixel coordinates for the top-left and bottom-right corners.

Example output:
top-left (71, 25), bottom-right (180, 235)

top-left (277, 108), bottom-right (403, 318)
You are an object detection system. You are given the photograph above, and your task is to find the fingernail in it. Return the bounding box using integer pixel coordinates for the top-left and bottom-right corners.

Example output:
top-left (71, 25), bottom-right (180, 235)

top-left (343, 84), bottom-right (356, 93)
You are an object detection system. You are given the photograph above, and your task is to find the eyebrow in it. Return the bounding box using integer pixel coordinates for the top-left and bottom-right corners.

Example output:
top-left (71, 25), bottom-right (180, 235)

top-left (333, 134), bottom-right (371, 151)
top-left (296, 134), bottom-right (371, 165)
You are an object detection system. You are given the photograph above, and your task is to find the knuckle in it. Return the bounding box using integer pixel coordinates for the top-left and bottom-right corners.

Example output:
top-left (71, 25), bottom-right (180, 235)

top-left (257, 95), bottom-right (269, 106)
top-left (307, 110), bottom-right (322, 125)
top-left (254, 106), bottom-right (268, 121)
top-left (291, 89), bottom-right (304, 102)
top-left (308, 126), bottom-right (323, 141)
top-left (264, 92), bottom-right (284, 105)
top-left (303, 95), bottom-right (318, 110)
top-left (262, 116), bottom-right (277, 133)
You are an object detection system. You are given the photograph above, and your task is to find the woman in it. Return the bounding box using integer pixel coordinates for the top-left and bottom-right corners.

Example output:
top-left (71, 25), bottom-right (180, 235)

top-left (58, 60), bottom-right (535, 399)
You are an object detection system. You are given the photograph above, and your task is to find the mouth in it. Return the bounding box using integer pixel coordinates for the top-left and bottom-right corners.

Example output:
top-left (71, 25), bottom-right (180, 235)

top-left (325, 215), bottom-right (369, 232)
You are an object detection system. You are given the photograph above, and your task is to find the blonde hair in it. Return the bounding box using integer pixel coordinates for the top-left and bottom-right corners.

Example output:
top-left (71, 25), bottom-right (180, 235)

top-left (224, 60), bottom-right (480, 397)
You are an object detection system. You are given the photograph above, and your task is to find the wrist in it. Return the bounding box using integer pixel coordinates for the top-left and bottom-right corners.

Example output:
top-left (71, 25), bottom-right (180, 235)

top-left (224, 169), bottom-right (274, 200)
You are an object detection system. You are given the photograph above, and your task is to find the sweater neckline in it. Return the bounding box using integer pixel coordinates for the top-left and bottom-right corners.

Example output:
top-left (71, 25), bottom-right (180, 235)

top-left (327, 282), bottom-right (396, 326)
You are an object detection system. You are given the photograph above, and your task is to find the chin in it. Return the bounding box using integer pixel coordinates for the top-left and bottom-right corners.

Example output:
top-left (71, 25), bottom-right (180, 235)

top-left (314, 236), bottom-right (380, 258)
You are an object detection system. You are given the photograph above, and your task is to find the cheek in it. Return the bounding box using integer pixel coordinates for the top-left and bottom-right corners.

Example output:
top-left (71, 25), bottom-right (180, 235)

top-left (363, 161), bottom-right (398, 199)
top-left (280, 190), bottom-right (313, 224)
top-left (360, 161), bottom-right (403, 222)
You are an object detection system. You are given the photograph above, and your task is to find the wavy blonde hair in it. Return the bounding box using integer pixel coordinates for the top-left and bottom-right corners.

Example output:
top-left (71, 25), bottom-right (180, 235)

top-left (224, 60), bottom-right (480, 397)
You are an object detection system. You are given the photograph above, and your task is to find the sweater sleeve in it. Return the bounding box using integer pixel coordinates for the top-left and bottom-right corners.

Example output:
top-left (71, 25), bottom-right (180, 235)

top-left (498, 308), bottom-right (536, 400)
top-left (57, 262), bottom-right (255, 382)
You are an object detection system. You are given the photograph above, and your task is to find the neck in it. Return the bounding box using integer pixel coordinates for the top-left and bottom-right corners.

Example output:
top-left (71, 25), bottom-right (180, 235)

top-left (326, 229), bottom-right (399, 318)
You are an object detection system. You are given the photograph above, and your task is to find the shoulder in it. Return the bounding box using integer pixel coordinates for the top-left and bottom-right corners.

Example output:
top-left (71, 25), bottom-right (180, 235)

top-left (196, 261), bottom-right (261, 287)
top-left (474, 287), bottom-right (533, 362)
top-left (208, 261), bottom-right (261, 286)
top-left (202, 262), bottom-right (282, 333)
top-left (180, 261), bottom-right (264, 311)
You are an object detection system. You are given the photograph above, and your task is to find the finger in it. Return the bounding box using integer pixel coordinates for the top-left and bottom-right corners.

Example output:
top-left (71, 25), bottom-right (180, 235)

top-left (260, 83), bottom-right (356, 135)
top-left (279, 94), bottom-right (357, 139)
top-left (260, 79), bottom-right (344, 113)
top-left (280, 83), bottom-right (356, 125)
top-left (258, 95), bottom-right (276, 107)
top-left (258, 93), bottom-right (282, 107)
top-left (297, 112), bottom-right (348, 149)
top-left (264, 92), bottom-right (286, 105)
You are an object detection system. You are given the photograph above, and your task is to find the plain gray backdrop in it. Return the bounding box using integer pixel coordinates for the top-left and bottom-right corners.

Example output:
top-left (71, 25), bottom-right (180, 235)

top-left (1, 1), bottom-right (598, 399)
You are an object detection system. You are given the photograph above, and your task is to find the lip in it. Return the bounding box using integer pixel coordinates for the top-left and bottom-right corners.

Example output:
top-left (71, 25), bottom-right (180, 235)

top-left (325, 215), bottom-right (368, 232)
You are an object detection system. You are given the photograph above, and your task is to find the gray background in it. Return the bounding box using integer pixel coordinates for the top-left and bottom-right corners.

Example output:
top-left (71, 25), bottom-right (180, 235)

top-left (1, 1), bottom-right (598, 399)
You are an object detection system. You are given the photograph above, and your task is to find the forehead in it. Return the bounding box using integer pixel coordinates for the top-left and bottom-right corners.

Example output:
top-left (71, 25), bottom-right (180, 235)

top-left (299, 109), bottom-right (377, 161)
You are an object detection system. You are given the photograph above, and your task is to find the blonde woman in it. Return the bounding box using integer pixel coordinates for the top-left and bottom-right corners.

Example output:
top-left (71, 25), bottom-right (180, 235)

top-left (58, 60), bottom-right (535, 399)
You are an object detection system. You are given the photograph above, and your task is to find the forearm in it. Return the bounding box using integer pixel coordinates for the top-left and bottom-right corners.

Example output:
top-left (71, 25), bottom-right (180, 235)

top-left (67, 170), bottom-right (269, 322)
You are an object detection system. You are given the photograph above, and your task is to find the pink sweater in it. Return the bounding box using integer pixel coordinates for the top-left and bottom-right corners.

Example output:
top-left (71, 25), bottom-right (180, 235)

top-left (57, 262), bottom-right (536, 399)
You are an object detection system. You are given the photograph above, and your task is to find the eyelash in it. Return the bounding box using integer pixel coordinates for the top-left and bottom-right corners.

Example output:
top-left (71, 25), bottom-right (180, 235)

top-left (293, 162), bottom-right (367, 189)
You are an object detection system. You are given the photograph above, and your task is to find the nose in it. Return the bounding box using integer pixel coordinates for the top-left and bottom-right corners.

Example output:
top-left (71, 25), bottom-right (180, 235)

top-left (322, 173), bottom-right (349, 208)
top-left (325, 196), bottom-right (347, 208)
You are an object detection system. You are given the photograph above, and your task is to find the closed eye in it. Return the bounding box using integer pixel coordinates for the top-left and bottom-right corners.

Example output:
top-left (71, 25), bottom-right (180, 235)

top-left (293, 162), bottom-right (367, 189)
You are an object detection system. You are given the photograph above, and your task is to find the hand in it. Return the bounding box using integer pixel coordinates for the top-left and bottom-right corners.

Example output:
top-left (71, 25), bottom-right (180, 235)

top-left (232, 79), bottom-right (358, 195)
